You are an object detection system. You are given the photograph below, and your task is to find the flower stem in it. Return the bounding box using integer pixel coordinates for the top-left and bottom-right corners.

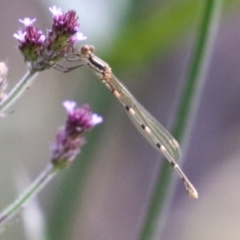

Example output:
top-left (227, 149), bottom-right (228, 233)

top-left (138, 0), bottom-right (222, 239)
top-left (0, 164), bottom-right (58, 231)
top-left (0, 70), bottom-right (38, 114)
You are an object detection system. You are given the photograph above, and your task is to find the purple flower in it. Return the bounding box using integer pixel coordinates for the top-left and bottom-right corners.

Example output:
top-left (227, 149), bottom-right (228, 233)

top-left (14, 6), bottom-right (86, 71)
top-left (51, 101), bottom-right (102, 167)
top-left (71, 32), bottom-right (87, 43)
top-left (49, 6), bottom-right (63, 19)
top-left (47, 8), bottom-right (86, 55)
top-left (13, 22), bottom-right (46, 62)
top-left (63, 100), bottom-right (102, 137)
top-left (51, 128), bottom-right (85, 167)
top-left (19, 18), bottom-right (36, 26)
top-left (13, 30), bottom-right (27, 43)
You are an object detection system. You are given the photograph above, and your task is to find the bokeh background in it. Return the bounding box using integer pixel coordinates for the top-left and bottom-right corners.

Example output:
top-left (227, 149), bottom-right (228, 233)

top-left (0, 0), bottom-right (240, 239)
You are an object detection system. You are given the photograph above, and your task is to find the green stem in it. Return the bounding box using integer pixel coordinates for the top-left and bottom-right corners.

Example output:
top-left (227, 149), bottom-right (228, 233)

top-left (138, 0), bottom-right (222, 239)
top-left (0, 164), bottom-right (58, 231)
top-left (173, 1), bottom-right (222, 142)
top-left (0, 70), bottom-right (38, 114)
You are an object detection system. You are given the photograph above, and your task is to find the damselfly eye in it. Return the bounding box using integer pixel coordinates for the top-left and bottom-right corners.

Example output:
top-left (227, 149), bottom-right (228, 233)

top-left (80, 45), bottom-right (95, 56)
top-left (80, 46), bottom-right (89, 56)
top-left (88, 45), bottom-right (95, 53)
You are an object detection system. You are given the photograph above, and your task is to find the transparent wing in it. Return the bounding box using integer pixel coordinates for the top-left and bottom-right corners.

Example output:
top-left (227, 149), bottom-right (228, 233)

top-left (107, 73), bottom-right (181, 161)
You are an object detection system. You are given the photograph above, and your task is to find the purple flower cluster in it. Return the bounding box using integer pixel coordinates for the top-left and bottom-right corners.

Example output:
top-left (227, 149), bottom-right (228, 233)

top-left (14, 6), bottom-right (86, 71)
top-left (51, 101), bottom-right (102, 167)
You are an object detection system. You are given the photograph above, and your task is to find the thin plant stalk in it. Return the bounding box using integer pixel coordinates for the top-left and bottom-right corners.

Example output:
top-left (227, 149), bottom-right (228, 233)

top-left (0, 164), bottom-right (58, 231)
top-left (0, 100), bottom-right (102, 232)
top-left (138, 0), bottom-right (222, 239)
top-left (0, 70), bottom-right (38, 114)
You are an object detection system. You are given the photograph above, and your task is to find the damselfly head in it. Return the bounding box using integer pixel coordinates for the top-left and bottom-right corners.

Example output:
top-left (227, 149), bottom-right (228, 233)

top-left (80, 45), bottom-right (95, 56)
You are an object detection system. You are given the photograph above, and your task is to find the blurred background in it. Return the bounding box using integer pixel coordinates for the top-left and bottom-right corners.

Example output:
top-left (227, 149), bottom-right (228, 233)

top-left (0, 0), bottom-right (240, 239)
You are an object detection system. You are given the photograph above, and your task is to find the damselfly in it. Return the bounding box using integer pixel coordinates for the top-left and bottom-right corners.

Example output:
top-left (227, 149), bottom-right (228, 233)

top-left (57, 45), bottom-right (198, 199)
